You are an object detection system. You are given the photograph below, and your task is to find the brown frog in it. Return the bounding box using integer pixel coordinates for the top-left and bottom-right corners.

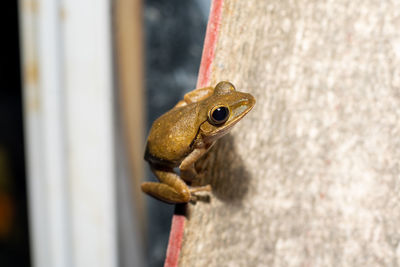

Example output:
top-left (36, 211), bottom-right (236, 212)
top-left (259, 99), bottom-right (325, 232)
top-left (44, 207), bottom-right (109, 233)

top-left (142, 81), bottom-right (255, 204)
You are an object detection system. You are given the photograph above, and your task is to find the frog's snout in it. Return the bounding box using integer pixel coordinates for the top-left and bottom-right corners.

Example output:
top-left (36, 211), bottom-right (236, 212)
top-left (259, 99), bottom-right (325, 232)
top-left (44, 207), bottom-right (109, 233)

top-left (231, 93), bottom-right (255, 117)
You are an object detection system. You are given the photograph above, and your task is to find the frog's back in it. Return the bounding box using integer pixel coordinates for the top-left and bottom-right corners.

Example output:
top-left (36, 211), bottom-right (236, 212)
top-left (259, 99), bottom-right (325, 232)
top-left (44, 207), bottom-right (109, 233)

top-left (145, 104), bottom-right (200, 167)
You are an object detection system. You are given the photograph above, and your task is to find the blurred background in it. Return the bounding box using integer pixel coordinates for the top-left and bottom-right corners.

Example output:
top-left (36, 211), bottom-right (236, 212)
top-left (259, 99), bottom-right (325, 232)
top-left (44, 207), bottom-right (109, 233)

top-left (1, 0), bottom-right (210, 266)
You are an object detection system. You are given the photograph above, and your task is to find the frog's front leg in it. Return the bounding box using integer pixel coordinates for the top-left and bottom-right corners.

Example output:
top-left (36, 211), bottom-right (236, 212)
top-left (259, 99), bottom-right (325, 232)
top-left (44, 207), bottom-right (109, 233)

top-left (141, 166), bottom-right (191, 204)
top-left (175, 86), bottom-right (214, 107)
top-left (179, 145), bottom-right (213, 182)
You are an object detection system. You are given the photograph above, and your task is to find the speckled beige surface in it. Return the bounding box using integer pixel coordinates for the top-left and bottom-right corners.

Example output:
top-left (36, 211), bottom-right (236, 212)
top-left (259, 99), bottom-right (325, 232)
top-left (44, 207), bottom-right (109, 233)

top-left (179, 1), bottom-right (400, 266)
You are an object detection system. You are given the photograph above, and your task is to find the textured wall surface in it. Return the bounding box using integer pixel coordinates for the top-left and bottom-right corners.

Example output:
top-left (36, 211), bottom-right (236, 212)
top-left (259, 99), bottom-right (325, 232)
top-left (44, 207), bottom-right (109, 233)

top-left (179, 1), bottom-right (400, 266)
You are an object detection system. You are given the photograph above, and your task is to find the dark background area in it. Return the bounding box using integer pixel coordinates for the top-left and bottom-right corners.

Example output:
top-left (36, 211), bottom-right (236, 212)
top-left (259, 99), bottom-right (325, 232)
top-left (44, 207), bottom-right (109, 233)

top-left (144, 0), bottom-right (210, 266)
top-left (0, 2), bottom-right (31, 267)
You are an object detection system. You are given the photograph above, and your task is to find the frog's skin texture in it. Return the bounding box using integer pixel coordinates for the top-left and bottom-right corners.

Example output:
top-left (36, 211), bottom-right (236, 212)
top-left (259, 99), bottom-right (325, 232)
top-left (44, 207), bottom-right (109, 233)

top-left (142, 81), bottom-right (256, 204)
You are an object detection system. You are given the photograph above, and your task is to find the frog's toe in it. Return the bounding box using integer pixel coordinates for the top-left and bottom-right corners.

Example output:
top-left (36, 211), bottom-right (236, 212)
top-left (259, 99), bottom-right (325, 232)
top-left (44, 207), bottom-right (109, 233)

top-left (189, 188), bottom-right (211, 204)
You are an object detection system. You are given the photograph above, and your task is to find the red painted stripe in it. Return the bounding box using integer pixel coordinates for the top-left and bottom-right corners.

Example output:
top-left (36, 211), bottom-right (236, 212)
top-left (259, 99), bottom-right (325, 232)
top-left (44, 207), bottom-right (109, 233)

top-left (164, 1), bottom-right (224, 267)
top-left (197, 0), bottom-right (224, 89)
top-left (164, 214), bottom-right (185, 267)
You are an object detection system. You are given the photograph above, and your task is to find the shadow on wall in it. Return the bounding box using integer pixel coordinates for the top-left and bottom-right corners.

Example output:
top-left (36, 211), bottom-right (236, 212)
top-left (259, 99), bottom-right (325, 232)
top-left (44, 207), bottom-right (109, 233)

top-left (194, 134), bottom-right (251, 206)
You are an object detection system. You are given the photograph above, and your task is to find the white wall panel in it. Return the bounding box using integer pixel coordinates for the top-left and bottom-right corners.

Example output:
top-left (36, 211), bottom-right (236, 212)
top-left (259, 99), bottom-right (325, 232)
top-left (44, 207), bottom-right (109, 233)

top-left (19, 0), bottom-right (118, 266)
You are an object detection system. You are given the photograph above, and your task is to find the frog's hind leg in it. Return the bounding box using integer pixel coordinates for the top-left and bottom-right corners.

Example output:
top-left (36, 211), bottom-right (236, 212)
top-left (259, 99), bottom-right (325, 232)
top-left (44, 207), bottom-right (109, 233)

top-left (141, 168), bottom-right (191, 204)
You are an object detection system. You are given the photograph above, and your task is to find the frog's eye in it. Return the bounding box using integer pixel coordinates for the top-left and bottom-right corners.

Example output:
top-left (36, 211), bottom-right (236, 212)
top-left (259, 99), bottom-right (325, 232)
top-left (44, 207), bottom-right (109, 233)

top-left (209, 106), bottom-right (230, 125)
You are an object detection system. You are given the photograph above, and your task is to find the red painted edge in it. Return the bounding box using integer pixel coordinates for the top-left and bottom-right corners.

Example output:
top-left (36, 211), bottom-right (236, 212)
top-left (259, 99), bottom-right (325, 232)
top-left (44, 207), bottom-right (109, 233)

top-left (164, 213), bottom-right (185, 267)
top-left (196, 0), bottom-right (224, 89)
top-left (163, 1), bottom-right (224, 267)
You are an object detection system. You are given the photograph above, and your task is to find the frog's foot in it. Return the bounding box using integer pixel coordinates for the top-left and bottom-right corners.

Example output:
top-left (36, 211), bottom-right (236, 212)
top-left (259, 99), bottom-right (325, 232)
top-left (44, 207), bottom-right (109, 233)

top-left (188, 185), bottom-right (212, 203)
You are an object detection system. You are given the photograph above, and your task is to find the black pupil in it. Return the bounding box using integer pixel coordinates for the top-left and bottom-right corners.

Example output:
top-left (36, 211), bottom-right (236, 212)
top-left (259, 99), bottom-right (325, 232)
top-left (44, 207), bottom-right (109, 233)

top-left (212, 107), bottom-right (229, 123)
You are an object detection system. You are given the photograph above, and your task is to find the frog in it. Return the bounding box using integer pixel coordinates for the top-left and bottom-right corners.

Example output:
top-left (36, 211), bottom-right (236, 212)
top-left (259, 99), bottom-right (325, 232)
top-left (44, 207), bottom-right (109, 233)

top-left (141, 81), bottom-right (255, 204)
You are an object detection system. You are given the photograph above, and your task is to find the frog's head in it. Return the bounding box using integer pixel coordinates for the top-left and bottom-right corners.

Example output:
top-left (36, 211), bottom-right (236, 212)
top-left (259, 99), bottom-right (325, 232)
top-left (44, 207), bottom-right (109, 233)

top-left (199, 81), bottom-right (256, 143)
